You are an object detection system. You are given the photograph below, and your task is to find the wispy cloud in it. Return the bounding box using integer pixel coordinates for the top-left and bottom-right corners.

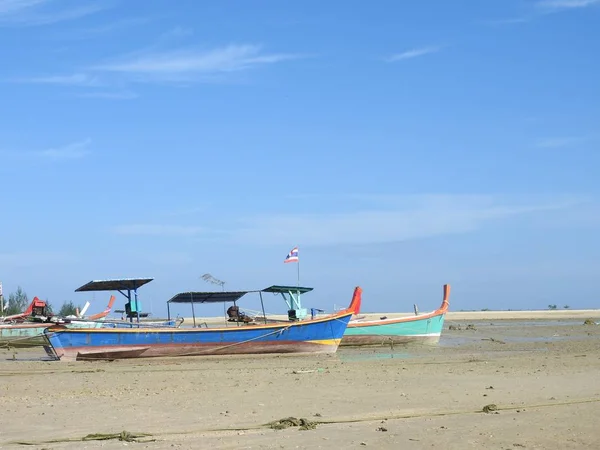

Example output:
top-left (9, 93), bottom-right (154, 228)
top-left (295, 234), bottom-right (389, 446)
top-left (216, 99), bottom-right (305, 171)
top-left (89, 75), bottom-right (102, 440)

top-left (5, 41), bottom-right (304, 93)
top-left (77, 90), bottom-right (138, 100)
top-left (0, 0), bottom-right (107, 26)
top-left (111, 224), bottom-right (205, 237)
top-left (159, 25), bottom-right (194, 41)
top-left (76, 17), bottom-right (151, 36)
top-left (10, 73), bottom-right (102, 87)
top-left (38, 138), bottom-right (92, 159)
top-left (89, 44), bottom-right (305, 83)
top-left (112, 195), bottom-right (584, 246)
top-left (534, 136), bottom-right (587, 148)
top-left (0, 0), bottom-right (46, 14)
top-left (385, 46), bottom-right (442, 62)
top-left (0, 250), bottom-right (77, 267)
top-left (481, 17), bottom-right (531, 26)
top-left (146, 252), bottom-right (194, 265)
top-left (536, 0), bottom-right (600, 10)
top-left (223, 196), bottom-right (580, 246)
top-left (483, 0), bottom-right (598, 25)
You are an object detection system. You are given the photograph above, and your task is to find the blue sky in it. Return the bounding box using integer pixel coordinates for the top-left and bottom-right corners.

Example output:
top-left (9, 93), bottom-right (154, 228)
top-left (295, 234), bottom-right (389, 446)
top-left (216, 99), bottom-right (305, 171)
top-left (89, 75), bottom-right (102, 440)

top-left (1, 0), bottom-right (599, 317)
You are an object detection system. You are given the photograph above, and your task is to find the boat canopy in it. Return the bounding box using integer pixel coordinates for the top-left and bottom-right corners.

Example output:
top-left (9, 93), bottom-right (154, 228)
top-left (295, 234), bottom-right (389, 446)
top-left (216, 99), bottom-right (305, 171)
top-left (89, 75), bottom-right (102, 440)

top-left (262, 285), bottom-right (313, 294)
top-left (167, 285), bottom-right (315, 325)
top-left (167, 285), bottom-right (314, 304)
top-left (74, 278), bottom-right (154, 323)
top-left (75, 278), bottom-right (154, 292)
top-left (167, 291), bottom-right (255, 304)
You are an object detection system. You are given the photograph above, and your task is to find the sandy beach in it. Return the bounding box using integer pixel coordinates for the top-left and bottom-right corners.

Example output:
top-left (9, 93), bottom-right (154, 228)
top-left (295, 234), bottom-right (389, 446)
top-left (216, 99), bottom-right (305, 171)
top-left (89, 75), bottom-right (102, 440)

top-left (1, 315), bottom-right (600, 449)
top-left (182, 308), bottom-right (600, 325)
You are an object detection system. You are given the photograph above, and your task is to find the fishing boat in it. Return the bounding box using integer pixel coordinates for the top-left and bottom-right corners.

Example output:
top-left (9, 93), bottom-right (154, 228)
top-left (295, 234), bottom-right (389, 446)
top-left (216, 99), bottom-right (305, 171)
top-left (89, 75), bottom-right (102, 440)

top-left (341, 284), bottom-right (450, 346)
top-left (0, 296), bottom-right (116, 348)
top-left (43, 285), bottom-right (363, 362)
top-left (102, 318), bottom-right (182, 328)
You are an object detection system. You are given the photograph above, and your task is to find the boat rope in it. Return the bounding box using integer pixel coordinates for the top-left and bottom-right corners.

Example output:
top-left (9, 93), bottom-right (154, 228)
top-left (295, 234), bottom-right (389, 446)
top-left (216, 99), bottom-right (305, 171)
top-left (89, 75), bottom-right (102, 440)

top-left (158, 323), bottom-right (297, 358)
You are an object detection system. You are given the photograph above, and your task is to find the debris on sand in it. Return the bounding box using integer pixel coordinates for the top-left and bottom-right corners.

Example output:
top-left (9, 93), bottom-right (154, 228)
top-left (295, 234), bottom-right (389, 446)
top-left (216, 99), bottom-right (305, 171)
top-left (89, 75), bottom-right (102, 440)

top-left (583, 319), bottom-right (596, 326)
top-left (448, 324), bottom-right (462, 331)
top-left (82, 431), bottom-right (154, 442)
top-left (483, 404), bottom-right (499, 414)
top-left (268, 417), bottom-right (318, 430)
top-left (482, 337), bottom-right (506, 344)
top-left (15, 430), bottom-right (155, 445)
top-left (466, 324), bottom-right (477, 331)
top-left (291, 368), bottom-right (324, 374)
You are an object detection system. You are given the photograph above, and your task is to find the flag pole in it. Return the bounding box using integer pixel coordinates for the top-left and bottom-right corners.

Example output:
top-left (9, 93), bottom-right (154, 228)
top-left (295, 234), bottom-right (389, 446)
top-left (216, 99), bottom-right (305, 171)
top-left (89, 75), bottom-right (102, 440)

top-left (297, 257), bottom-right (300, 287)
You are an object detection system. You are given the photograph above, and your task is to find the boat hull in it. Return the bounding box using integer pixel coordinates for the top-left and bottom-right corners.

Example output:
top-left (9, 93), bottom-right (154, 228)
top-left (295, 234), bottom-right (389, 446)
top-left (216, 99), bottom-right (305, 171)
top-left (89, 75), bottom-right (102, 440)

top-left (342, 284), bottom-right (450, 347)
top-left (44, 313), bottom-right (353, 361)
top-left (0, 324), bottom-right (51, 347)
top-left (342, 313), bottom-right (446, 346)
top-left (0, 321), bottom-right (105, 348)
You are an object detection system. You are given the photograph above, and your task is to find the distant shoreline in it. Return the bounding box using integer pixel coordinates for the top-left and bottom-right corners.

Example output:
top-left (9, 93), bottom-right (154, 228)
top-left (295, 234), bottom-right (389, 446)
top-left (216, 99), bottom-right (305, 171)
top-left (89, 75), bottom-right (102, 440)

top-left (173, 309), bottom-right (600, 324)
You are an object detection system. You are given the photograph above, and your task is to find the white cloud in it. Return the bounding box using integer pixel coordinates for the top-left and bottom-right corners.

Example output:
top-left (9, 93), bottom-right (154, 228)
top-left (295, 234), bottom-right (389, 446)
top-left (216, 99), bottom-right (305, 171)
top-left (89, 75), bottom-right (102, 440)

top-left (0, 251), bottom-right (77, 267)
top-left (160, 25), bottom-right (194, 41)
top-left (484, 0), bottom-right (598, 25)
top-left (39, 138), bottom-right (92, 159)
top-left (537, 0), bottom-right (599, 9)
top-left (89, 44), bottom-right (304, 82)
top-left (76, 17), bottom-right (151, 36)
top-left (0, 0), bottom-right (45, 14)
top-left (535, 136), bottom-right (586, 148)
top-left (112, 224), bottom-right (205, 237)
top-left (386, 46), bottom-right (442, 62)
top-left (482, 17), bottom-right (531, 25)
top-left (0, 1), bottom-right (106, 26)
top-left (12, 73), bottom-right (102, 87)
top-left (113, 195), bottom-right (584, 246)
top-left (6, 43), bottom-right (304, 90)
top-left (146, 252), bottom-right (194, 265)
top-left (77, 90), bottom-right (138, 100)
top-left (219, 195), bottom-right (584, 246)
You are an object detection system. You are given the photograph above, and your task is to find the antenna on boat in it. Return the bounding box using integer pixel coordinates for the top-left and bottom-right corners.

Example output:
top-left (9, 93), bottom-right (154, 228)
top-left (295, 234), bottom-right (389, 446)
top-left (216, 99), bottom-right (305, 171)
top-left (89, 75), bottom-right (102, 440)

top-left (200, 273), bottom-right (225, 291)
top-left (201, 273), bottom-right (227, 321)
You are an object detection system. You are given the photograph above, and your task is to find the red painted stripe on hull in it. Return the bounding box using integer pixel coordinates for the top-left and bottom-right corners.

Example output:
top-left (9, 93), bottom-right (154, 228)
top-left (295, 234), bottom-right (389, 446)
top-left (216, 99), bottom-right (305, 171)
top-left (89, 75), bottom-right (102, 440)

top-left (53, 340), bottom-right (340, 361)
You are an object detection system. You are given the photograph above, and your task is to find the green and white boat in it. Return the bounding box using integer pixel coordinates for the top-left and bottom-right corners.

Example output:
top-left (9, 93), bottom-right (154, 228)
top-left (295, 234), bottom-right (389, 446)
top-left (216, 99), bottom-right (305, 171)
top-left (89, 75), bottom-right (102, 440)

top-left (342, 284), bottom-right (450, 346)
top-left (0, 296), bottom-right (115, 348)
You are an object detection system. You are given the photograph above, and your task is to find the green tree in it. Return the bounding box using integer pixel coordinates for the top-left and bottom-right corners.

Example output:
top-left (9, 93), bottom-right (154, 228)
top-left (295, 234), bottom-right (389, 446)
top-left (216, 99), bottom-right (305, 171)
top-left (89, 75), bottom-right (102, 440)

top-left (58, 300), bottom-right (80, 317)
top-left (548, 304), bottom-right (557, 310)
top-left (45, 300), bottom-right (54, 315)
top-left (5, 286), bottom-right (29, 315)
top-left (563, 305), bottom-right (570, 309)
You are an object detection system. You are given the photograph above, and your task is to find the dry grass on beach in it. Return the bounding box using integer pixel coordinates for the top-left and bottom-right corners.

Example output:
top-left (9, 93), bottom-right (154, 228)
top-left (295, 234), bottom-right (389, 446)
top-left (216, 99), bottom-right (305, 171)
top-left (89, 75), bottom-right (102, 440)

top-left (1, 316), bottom-right (600, 449)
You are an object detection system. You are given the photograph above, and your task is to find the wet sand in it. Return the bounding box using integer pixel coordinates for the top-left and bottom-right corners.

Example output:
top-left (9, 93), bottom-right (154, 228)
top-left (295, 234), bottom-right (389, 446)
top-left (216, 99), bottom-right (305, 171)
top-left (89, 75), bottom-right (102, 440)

top-left (1, 317), bottom-right (600, 449)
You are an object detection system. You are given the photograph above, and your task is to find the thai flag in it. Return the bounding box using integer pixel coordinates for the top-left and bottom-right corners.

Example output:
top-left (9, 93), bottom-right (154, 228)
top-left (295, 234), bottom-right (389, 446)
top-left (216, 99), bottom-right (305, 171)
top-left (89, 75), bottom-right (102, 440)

top-left (284, 246), bottom-right (299, 263)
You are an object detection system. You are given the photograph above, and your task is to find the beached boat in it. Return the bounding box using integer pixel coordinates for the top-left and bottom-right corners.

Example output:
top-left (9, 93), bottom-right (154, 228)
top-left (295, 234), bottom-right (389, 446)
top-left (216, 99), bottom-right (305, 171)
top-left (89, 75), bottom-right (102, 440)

top-left (102, 318), bottom-right (182, 328)
top-left (341, 284), bottom-right (450, 346)
top-left (43, 285), bottom-right (362, 362)
top-left (0, 296), bottom-right (116, 348)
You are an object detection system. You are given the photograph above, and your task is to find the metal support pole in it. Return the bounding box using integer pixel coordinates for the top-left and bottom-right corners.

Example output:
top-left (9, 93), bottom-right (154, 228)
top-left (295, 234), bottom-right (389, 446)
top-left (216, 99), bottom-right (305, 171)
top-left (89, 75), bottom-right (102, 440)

top-left (128, 291), bottom-right (132, 323)
top-left (190, 293), bottom-right (196, 328)
top-left (135, 288), bottom-right (140, 323)
top-left (259, 292), bottom-right (267, 324)
top-left (234, 300), bottom-right (240, 327)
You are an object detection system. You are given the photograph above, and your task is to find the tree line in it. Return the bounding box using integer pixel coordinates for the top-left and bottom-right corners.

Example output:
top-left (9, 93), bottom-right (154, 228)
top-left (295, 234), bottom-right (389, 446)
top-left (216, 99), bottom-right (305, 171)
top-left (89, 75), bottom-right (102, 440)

top-left (2, 286), bottom-right (80, 317)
